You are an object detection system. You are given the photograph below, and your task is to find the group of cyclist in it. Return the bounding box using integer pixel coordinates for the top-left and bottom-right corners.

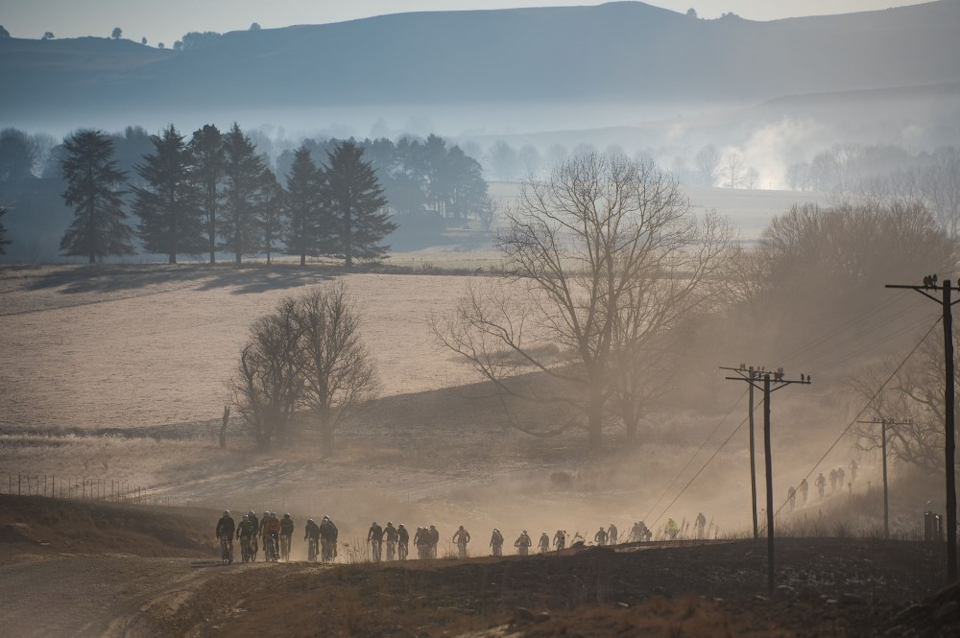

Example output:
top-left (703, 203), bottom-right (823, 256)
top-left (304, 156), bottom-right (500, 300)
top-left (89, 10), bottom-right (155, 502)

top-left (216, 510), bottom-right (339, 564)
top-left (217, 511), bottom-right (676, 566)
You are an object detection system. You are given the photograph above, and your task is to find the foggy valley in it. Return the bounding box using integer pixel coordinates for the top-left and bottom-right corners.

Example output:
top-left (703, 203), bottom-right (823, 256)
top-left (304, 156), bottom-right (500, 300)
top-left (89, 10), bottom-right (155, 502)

top-left (1, 2), bottom-right (959, 637)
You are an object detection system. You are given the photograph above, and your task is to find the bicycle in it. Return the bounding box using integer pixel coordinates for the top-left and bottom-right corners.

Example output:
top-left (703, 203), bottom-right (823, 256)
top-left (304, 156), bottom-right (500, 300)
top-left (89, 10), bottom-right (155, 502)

top-left (264, 533), bottom-right (279, 562)
top-left (398, 541), bottom-right (408, 561)
top-left (219, 534), bottom-right (234, 565)
top-left (240, 535), bottom-right (256, 563)
top-left (307, 537), bottom-right (319, 562)
top-left (280, 534), bottom-right (292, 562)
top-left (321, 539), bottom-right (336, 564)
top-left (386, 540), bottom-right (396, 561)
top-left (370, 539), bottom-right (382, 562)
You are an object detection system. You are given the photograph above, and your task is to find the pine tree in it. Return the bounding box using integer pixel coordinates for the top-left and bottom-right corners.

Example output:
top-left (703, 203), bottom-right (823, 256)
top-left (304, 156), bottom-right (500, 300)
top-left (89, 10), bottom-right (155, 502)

top-left (325, 140), bottom-right (393, 267)
top-left (283, 145), bottom-right (325, 266)
top-left (59, 130), bottom-right (133, 263)
top-left (0, 206), bottom-right (10, 254)
top-left (258, 169), bottom-right (285, 265)
top-left (133, 125), bottom-right (204, 263)
top-left (220, 123), bottom-right (267, 264)
top-left (189, 124), bottom-right (225, 264)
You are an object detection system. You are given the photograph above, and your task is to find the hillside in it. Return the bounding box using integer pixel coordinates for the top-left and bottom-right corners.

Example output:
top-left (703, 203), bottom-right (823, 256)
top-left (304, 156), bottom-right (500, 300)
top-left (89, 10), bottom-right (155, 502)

top-left (1, 1), bottom-right (959, 121)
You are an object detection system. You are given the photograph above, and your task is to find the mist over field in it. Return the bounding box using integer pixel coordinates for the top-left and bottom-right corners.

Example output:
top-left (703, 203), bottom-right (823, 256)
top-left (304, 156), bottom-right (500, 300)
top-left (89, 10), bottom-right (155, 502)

top-left (1, 2), bottom-right (960, 637)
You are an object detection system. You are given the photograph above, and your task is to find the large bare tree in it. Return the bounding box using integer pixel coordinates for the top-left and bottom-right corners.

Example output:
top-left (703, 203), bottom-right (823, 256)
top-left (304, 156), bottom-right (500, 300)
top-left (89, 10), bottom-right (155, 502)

top-left (231, 284), bottom-right (379, 452)
top-left (433, 154), bottom-right (731, 451)
top-left (232, 297), bottom-right (303, 449)
top-left (295, 282), bottom-right (380, 456)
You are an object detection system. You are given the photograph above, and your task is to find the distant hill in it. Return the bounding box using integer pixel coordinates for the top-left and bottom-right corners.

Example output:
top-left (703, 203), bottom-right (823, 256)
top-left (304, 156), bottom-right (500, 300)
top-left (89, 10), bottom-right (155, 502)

top-left (1, 1), bottom-right (959, 121)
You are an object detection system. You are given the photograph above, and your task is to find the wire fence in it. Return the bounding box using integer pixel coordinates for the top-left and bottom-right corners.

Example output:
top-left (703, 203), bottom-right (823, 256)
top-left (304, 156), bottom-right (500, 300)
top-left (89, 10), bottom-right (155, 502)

top-left (2, 474), bottom-right (178, 506)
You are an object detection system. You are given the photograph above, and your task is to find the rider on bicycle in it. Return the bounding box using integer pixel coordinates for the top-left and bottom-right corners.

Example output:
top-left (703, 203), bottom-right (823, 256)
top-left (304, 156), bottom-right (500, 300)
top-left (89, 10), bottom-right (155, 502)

top-left (384, 522), bottom-right (399, 561)
top-left (368, 521), bottom-right (384, 562)
top-left (216, 510), bottom-right (235, 564)
top-left (515, 530), bottom-right (532, 556)
top-left (319, 515), bottom-right (338, 562)
top-left (236, 514), bottom-right (257, 561)
top-left (304, 518), bottom-right (321, 561)
top-left (247, 510), bottom-right (259, 554)
top-left (453, 525), bottom-right (471, 559)
top-left (263, 512), bottom-right (282, 561)
top-left (553, 529), bottom-right (566, 550)
top-left (490, 528), bottom-right (504, 556)
top-left (280, 513), bottom-right (295, 561)
top-left (397, 524), bottom-right (409, 560)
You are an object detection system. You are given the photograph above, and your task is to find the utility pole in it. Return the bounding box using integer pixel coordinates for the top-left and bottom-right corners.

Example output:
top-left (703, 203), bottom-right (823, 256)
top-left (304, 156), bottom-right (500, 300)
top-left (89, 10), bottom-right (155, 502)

top-left (857, 419), bottom-right (911, 538)
top-left (721, 365), bottom-right (760, 539)
top-left (886, 275), bottom-right (958, 583)
top-left (722, 365), bottom-right (810, 594)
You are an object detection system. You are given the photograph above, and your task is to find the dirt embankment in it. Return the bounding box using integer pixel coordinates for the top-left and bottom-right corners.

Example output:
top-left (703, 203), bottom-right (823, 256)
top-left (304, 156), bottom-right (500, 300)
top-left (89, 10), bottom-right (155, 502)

top-left (0, 495), bottom-right (218, 561)
top-left (174, 539), bottom-right (959, 638)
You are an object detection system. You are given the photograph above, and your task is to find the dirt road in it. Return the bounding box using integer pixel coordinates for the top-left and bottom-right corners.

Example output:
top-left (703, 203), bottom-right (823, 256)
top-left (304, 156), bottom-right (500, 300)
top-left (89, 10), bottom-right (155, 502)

top-left (0, 555), bottom-right (238, 638)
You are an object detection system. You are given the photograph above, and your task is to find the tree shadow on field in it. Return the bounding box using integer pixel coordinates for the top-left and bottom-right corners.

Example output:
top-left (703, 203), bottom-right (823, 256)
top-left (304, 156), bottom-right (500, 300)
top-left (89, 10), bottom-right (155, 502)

top-left (22, 263), bottom-right (340, 296)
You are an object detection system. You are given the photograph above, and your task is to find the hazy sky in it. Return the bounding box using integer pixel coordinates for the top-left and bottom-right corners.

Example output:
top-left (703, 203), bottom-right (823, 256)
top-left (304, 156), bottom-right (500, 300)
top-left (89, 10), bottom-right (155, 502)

top-left (1, 0), bottom-right (934, 47)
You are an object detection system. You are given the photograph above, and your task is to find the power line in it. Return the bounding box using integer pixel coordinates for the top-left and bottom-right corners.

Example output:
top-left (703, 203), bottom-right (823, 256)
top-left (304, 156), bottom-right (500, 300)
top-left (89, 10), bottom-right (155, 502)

top-left (771, 317), bottom-right (941, 522)
top-left (642, 388), bottom-right (748, 523)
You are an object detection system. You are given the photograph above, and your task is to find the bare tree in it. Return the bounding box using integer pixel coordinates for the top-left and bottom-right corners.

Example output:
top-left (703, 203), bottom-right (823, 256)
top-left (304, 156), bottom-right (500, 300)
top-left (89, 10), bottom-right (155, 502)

top-left (232, 298), bottom-right (304, 449)
top-left (432, 154), bottom-right (730, 451)
top-left (694, 144), bottom-right (721, 187)
top-left (745, 167), bottom-right (760, 189)
top-left (852, 331), bottom-right (956, 475)
top-left (723, 152), bottom-right (744, 189)
top-left (295, 283), bottom-right (380, 456)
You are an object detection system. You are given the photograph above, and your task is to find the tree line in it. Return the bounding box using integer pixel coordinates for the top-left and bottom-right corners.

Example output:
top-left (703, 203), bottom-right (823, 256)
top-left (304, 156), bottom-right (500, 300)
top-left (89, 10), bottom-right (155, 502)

top-left (15, 124), bottom-right (396, 265)
top-left (0, 125), bottom-right (495, 260)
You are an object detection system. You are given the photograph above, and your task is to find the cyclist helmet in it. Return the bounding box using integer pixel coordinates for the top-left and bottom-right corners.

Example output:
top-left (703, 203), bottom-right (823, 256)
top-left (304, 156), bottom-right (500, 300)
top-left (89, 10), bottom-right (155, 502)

top-left (223, 509), bottom-right (230, 516)
top-left (387, 521), bottom-right (392, 525)
top-left (284, 513), bottom-right (291, 519)
top-left (522, 530), bottom-right (528, 534)
top-left (322, 515), bottom-right (330, 521)
top-left (242, 514), bottom-right (249, 520)
top-left (307, 518), bottom-right (314, 523)
top-left (248, 510), bottom-right (255, 517)
top-left (262, 510), bottom-right (269, 517)
top-left (372, 521), bottom-right (377, 526)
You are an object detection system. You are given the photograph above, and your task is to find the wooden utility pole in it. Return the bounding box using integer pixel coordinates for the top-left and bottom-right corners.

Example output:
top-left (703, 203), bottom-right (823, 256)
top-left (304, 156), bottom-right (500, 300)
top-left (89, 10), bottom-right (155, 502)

top-left (857, 419), bottom-right (911, 538)
top-left (721, 365), bottom-right (760, 539)
top-left (886, 275), bottom-right (958, 583)
top-left (722, 365), bottom-right (810, 594)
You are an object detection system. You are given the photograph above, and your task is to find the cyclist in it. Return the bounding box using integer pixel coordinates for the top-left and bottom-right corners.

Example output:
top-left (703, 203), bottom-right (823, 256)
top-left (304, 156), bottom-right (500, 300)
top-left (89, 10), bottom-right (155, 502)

top-left (664, 518), bottom-right (679, 540)
top-left (263, 512), bottom-right (282, 561)
top-left (553, 529), bottom-right (566, 551)
top-left (368, 521), bottom-right (384, 562)
top-left (304, 518), bottom-right (321, 562)
top-left (414, 526), bottom-right (428, 560)
top-left (514, 530), bottom-right (532, 556)
top-left (538, 532), bottom-right (550, 553)
top-left (428, 525), bottom-right (440, 559)
top-left (695, 513), bottom-right (707, 537)
top-left (849, 459), bottom-right (858, 483)
top-left (490, 528), bottom-right (504, 556)
top-left (216, 510), bottom-right (235, 564)
top-left (799, 478), bottom-right (809, 504)
top-left (320, 515), bottom-right (338, 563)
top-left (453, 525), bottom-right (471, 559)
top-left (280, 513), bottom-right (295, 561)
top-left (594, 526), bottom-right (608, 546)
top-left (236, 514), bottom-right (257, 563)
top-left (816, 472), bottom-right (827, 498)
top-left (397, 524), bottom-right (409, 561)
top-left (384, 522), bottom-right (399, 561)
top-left (247, 510), bottom-right (260, 556)
top-left (788, 486), bottom-right (797, 511)
top-left (607, 523), bottom-right (618, 545)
